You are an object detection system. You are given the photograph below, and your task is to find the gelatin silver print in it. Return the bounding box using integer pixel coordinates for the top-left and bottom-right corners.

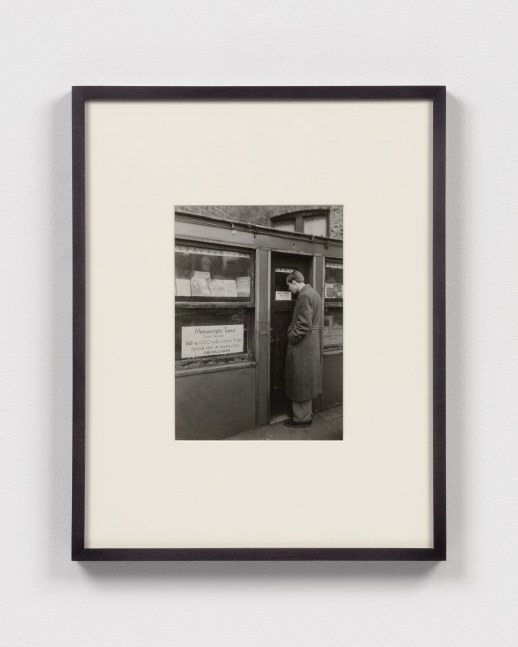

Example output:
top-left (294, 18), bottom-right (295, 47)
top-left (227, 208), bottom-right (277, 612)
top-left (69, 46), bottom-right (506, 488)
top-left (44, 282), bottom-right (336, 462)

top-left (174, 205), bottom-right (343, 440)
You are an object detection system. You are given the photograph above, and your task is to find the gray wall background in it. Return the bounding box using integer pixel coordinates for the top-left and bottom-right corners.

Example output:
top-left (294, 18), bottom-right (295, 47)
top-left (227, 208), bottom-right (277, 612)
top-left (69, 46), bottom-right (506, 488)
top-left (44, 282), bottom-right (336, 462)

top-left (1, 1), bottom-right (517, 645)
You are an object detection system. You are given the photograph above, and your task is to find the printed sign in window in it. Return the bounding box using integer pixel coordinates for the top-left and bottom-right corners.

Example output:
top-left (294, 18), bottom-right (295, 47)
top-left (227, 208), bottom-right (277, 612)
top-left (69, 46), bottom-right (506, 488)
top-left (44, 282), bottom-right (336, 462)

top-left (181, 325), bottom-right (244, 358)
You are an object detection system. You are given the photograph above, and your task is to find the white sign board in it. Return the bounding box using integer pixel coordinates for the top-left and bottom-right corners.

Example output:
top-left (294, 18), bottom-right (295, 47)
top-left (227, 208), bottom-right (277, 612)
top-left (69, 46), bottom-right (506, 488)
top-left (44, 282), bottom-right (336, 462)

top-left (275, 291), bottom-right (292, 301)
top-left (181, 325), bottom-right (244, 358)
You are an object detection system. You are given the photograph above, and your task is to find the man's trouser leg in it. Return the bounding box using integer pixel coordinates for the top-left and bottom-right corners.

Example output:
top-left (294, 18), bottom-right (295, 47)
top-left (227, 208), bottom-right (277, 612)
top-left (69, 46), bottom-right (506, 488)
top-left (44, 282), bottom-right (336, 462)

top-left (292, 399), bottom-right (313, 423)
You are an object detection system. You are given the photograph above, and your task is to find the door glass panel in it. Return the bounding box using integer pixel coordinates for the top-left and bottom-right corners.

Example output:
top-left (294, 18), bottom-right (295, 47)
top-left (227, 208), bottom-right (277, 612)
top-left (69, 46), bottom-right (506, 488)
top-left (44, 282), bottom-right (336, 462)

top-left (274, 266), bottom-right (296, 301)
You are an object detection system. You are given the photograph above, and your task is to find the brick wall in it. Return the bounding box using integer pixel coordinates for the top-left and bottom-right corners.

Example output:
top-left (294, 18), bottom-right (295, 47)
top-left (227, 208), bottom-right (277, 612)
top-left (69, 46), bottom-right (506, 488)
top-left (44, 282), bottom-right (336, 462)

top-left (176, 205), bottom-right (343, 240)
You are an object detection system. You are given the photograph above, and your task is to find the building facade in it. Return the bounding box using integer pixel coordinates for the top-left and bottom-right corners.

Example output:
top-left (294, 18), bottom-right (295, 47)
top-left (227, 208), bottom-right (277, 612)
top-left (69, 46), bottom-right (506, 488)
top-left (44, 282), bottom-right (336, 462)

top-left (175, 208), bottom-right (343, 440)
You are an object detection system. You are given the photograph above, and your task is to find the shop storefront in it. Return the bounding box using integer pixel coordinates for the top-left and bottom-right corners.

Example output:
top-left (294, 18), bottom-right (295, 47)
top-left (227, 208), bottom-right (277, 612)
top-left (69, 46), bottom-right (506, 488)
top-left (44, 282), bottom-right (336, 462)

top-left (175, 211), bottom-right (343, 440)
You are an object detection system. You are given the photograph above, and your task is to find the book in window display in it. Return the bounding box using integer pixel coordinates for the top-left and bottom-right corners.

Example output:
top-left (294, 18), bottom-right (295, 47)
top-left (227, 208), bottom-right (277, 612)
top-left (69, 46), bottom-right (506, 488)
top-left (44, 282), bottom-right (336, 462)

top-left (175, 279), bottom-right (191, 297)
top-left (209, 279), bottom-right (226, 297)
top-left (223, 280), bottom-right (238, 297)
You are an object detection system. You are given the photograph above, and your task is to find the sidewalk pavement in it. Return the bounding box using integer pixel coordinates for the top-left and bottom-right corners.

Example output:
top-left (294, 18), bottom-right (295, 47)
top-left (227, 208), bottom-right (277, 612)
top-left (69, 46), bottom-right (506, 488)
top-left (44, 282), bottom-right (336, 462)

top-left (225, 406), bottom-right (343, 440)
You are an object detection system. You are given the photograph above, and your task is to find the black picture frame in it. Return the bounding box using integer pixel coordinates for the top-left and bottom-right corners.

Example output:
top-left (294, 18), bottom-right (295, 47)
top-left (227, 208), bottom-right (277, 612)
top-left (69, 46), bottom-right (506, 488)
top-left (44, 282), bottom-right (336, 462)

top-left (72, 86), bottom-right (446, 561)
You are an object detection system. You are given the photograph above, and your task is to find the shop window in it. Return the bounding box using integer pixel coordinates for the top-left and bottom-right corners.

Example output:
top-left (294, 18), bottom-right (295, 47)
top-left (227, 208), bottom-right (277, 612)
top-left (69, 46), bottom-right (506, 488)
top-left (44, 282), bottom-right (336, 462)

top-left (175, 245), bottom-right (252, 301)
top-left (175, 308), bottom-right (251, 367)
top-left (323, 307), bottom-right (343, 350)
top-left (324, 261), bottom-right (343, 300)
top-left (323, 260), bottom-right (343, 351)
top-left (175, 243), bottom-right (254, 369)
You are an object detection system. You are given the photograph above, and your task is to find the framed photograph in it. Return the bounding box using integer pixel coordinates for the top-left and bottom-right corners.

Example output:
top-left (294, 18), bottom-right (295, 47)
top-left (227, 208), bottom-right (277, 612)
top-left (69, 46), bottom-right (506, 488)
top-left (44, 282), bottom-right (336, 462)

top-left (73, 86), bottom-right (445, 560)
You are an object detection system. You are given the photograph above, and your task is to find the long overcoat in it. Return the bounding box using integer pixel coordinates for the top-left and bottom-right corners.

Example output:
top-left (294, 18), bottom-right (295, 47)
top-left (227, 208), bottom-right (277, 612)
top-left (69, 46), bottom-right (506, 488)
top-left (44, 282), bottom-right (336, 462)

top-left (285, 284), bottom-right (323, 402)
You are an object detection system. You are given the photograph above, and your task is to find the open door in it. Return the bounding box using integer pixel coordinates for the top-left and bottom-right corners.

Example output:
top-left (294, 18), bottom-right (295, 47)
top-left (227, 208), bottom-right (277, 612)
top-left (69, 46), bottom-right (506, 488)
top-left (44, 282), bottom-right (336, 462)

top-left (269, 253), bottom-right (312, 420)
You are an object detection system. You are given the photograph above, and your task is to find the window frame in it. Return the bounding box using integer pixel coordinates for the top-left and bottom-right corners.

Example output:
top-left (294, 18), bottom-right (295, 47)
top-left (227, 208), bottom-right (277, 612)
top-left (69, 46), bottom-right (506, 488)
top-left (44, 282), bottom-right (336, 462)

top-left (175, 239), bottom-right (255, 370)
top-left (323, 256), bottom-right (344, 353)
top-left (271, 209), bottom-right (330, 237)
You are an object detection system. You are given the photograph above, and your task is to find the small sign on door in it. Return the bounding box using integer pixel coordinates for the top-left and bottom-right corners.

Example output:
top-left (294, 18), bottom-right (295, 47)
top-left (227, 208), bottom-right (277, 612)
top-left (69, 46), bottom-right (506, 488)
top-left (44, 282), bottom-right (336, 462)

top-left (275, 291), bottom-right (292, 301)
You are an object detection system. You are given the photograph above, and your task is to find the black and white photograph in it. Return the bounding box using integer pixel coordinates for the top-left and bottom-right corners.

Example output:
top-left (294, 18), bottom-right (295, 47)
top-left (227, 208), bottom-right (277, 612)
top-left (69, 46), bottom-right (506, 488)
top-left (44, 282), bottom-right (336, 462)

top-left (8, 0), bottom-right (518, 637)
top-left (70, 86), bottom-right (445, 562)
top-left (174, 205), bottom-right (344, 440)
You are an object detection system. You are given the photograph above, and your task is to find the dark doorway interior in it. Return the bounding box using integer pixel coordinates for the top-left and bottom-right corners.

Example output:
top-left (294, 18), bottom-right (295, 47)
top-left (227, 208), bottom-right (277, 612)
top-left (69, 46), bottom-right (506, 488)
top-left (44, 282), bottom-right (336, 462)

top-left (269, 253), bottom-right (312, 420)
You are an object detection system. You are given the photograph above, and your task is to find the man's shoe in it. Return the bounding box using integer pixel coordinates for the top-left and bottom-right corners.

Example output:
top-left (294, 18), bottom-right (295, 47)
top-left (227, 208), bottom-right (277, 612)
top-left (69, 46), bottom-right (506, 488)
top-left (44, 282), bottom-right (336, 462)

top-left (284, 417), bottom-right (312, 428)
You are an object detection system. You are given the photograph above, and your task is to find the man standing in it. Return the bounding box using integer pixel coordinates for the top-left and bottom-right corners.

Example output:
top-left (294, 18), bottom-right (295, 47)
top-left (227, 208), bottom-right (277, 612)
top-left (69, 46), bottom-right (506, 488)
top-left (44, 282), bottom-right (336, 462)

top-left (284, 270), bottom-right (323, 427)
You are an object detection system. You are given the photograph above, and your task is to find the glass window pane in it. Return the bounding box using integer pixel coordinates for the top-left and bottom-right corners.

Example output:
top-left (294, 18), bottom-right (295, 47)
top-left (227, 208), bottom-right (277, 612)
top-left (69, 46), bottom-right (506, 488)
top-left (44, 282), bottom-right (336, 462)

top-left (175, 308), bottom-right (249, 365)
top-left (303, 215), bottom-right (327, 236)
top-left (324, 261), bottom-right (343, 300)
top-left (272, 219), bottom-right (296, 232)
top-left (274, 265), bottom-right (297, 301)
top-left (323, 306), bottom-right (343, 349)
top-left (175, 245), bottom-right (252, 300)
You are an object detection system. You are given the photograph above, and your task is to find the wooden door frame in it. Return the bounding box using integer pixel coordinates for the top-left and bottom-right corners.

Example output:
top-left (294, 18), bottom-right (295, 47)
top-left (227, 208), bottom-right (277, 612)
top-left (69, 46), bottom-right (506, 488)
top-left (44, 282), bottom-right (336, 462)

top-left (267, 250), bottom-right (316, 421)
